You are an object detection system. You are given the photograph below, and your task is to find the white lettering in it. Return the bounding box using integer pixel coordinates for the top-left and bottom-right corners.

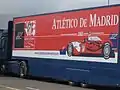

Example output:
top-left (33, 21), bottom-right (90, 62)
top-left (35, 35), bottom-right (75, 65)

top-left (89, 14), bottom-right (119, 27)
top-left (52, 14), bottom-right (119, 30)
top-left (52, 18), bottom-right (79, 30)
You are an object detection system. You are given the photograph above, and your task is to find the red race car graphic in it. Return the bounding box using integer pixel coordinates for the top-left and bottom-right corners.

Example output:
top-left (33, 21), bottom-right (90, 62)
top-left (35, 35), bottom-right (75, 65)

top-left (66, 35), bottom-right (115, 59)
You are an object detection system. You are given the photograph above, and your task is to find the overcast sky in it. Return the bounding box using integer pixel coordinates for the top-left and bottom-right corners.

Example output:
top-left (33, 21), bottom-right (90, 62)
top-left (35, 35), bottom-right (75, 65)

top-left (0, 0), bottom-right (120, 28)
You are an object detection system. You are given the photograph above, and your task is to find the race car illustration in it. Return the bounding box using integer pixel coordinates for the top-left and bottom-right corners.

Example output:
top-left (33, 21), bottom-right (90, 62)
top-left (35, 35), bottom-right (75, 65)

top-left (66, 35), bottom-right (116, 59)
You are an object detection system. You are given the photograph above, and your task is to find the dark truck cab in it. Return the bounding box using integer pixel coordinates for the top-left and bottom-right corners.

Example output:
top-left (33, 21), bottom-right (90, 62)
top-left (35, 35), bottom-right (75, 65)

top-left (0, 21), bottom-right (13, 74)
top-left (0, 29), bottom-right (8, 59)
top-left (0, 29), bottom-right (8, 73)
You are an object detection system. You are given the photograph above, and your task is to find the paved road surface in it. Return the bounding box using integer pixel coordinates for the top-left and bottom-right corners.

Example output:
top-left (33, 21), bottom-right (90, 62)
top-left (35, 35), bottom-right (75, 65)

top-left (0, 75), bottom-right (119, 90)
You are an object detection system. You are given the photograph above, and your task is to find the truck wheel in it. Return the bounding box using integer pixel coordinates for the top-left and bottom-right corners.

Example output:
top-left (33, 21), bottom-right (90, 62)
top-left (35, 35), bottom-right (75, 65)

top-left (80, 83), bottom-right (88, 88)
top-left (69, 81), bottom-right (75, 86)
top-left (67, 43), bottom-right (73, 57)
top-left (0, 64), bottom-right (6, 75)
top-left (19, 61), bottom-right (28, 78)
top-left (102, 43), bottom-right (111, 59)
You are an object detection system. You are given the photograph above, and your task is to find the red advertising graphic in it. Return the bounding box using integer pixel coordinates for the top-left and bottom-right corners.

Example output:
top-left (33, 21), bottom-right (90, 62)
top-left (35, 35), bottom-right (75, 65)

top-left (24, 20), bottom-right (36, 49)
top-left (13, 6), bottom-right (120, 63)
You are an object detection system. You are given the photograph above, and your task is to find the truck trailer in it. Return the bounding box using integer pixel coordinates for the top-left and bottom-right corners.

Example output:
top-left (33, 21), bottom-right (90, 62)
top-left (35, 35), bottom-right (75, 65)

top-left (0, 4), bottom-right (120, 87)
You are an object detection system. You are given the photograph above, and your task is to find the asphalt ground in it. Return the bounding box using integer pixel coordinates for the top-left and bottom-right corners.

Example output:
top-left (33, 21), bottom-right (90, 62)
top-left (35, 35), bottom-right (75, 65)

top-left (0, 75), bottom-right (119, 90)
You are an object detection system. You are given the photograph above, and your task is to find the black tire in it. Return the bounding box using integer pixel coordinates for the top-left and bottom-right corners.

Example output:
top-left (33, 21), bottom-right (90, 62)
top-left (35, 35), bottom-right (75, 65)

top-left (102, 43), bottom-right (111, 59)
top-left (80, 83), bottom-right (88, 88)
top-left (19, 61), bottom-right (28, 78)
top-left (0, 64), bottom-right (6, 75)
top-left (67, 43), bottom-right (73, 57)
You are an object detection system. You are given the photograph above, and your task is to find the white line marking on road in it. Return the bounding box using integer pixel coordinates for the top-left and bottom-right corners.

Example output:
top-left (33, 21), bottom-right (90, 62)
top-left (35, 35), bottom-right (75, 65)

top-left (26, 87), bottom-right (40, 90)
top-left (0, 85), bottom-right (21, 90)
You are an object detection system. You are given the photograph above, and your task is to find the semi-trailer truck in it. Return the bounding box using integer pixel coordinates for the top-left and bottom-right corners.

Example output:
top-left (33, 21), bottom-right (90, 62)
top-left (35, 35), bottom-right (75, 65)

top-left (0, 4), bottom-right (120, 87)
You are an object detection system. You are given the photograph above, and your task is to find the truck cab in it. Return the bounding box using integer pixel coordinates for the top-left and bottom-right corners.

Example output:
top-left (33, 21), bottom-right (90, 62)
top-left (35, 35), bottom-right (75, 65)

top-left (0, 21), bottom-right (13, 74)
top-left (0, 29), bottom-right (8, 59)
top-left (0, 29), bottom-right (8, 73)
